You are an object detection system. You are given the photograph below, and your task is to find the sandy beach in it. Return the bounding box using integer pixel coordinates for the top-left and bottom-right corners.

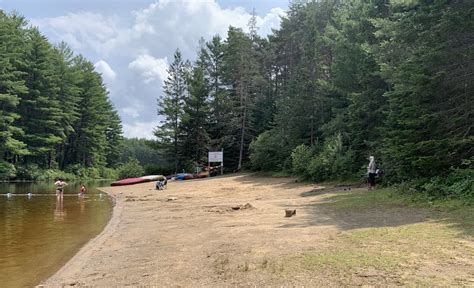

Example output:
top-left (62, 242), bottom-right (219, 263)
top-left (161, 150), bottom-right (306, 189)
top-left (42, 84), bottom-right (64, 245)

top-left (42, 174), bottom-right (474, 287)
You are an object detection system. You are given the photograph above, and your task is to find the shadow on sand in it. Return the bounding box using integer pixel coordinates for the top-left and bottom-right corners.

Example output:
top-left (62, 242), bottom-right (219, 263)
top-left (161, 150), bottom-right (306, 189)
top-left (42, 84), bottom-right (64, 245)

top-left (232, 173), bottom-right (473, 238)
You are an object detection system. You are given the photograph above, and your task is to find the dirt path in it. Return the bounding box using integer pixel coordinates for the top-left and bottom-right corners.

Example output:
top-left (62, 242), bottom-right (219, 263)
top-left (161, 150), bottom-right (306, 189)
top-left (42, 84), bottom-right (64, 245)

top-left (43, 174), bottom-right (474, 287)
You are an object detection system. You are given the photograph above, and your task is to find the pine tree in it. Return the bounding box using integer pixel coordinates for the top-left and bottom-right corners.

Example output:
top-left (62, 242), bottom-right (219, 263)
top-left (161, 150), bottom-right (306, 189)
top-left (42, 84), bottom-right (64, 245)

top-left (224, 27), bottom-right (259, 170)
top-left (376, 0), bottom-right (474, 180)
top-left (104, 101), bottom-right (123, 168)
top-left (198, 36), bottom-right (235, 164)
top-left (155, 49), bottom-right (188, 173)
top-left (0, 11), bottom-right (29, 165)
top-left (51, 42), bottom-right (83, 169)
top-left (17, 28), bottom-right (63, 168)
top-left (67, 56), bottom-right (110, 168)
top-left (179, 66), bottom-right (210, 164)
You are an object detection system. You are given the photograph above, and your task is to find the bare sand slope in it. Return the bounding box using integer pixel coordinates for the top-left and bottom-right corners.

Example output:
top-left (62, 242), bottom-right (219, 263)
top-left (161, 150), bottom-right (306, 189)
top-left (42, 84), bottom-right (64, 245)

top-left (43, 174), bottom-right (474, 287)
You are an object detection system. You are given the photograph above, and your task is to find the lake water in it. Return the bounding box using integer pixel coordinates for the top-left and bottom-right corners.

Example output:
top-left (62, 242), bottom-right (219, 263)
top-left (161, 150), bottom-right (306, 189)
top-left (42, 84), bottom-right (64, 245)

top-left (0, 181), bottom-right (113, 287)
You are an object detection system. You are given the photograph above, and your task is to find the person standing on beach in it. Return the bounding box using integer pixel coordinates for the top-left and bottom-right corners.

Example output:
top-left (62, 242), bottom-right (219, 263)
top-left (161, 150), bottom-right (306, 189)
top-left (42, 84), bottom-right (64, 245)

top-left (54, 178), bottom-right (68, 197)
top-left (367, 156), bottom-right (377, 190)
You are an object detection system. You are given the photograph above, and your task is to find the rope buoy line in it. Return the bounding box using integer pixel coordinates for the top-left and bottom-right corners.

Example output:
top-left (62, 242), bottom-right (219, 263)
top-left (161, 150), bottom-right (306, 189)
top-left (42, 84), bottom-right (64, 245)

top-left (1, 193), bottom-right (103, 197)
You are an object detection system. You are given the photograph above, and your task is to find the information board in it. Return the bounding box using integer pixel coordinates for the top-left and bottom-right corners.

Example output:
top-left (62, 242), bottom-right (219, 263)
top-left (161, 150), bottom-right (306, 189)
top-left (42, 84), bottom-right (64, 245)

top-left (208, 151), bottom-right (223, 163)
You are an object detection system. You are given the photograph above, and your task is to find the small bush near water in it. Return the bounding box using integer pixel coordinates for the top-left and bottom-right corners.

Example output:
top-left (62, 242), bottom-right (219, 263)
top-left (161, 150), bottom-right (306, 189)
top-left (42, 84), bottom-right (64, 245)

top-left (144, 164), bottom-right (174, 176)
top-left (0, 161), bottom-right (16, 180)
top-left (117, 158), bottom-right (145, 179)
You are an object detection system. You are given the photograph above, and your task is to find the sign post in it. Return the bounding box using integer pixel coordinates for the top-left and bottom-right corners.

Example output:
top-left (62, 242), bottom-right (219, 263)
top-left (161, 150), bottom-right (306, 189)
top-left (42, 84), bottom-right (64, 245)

top-left (208, 150), bottom-right (224, 176)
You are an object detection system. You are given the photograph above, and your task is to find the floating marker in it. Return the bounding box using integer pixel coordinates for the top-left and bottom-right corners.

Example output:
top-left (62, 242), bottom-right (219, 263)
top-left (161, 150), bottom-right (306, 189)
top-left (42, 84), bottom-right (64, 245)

top-left (7, 193), bottom-right (12, 198)
top-left (27, 193), bottom-right (32, 199)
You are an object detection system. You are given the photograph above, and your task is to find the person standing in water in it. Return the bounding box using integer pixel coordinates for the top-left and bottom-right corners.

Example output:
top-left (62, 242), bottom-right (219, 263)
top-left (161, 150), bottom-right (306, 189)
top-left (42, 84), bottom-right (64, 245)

top-left (367, 156), bottom-right (377, 190)
top-left (79, 183), bottom-right (86, 197)
top-left (54, 178), bottom-right (68, 197)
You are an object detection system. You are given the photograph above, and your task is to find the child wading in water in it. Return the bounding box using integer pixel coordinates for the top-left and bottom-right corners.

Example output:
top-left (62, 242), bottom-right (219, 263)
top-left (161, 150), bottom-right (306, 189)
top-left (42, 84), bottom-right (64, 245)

top-left (79, 183), bottom-right (86, 197)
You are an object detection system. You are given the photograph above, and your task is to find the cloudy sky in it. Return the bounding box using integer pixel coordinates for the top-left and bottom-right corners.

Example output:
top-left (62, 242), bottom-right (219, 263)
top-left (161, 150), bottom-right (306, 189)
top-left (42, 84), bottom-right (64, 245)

top-left (0, 0), bottom-right (289, 139)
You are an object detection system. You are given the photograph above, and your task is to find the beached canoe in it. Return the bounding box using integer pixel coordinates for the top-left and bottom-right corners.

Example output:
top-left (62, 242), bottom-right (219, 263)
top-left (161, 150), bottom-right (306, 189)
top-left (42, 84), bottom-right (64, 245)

top-left (140, 175), bottom-right (165, 181)
top-left (110, 177), bottom-right (148, 186)
top-left (175, 173), bottom-right (193, 180)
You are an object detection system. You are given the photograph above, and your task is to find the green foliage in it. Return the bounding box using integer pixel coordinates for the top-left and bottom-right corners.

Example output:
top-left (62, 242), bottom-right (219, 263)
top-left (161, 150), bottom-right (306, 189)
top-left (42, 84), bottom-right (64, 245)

top-left (0, 12), bottom-right (122, 179)
top-left (14, 164), bottom-right (41, 180)
top-left (121, 138), bottom-right (165, 166)
top-left (396, 169), bottom-right (474, 203)
top-left (0, 161), bottom-right (16, 180)
top-left (305, 134), bottom-right (353, 182)
top-left (376, 0), bottom-right (473, 181)
top-left (143, 164), bottom-right (174, 177)
top-left (291, 144), bottom-right (312, 176)
top-left (98, 167), bottom-right (118, 179)
top-left (146, 0), bottom-right (474, 205)
top-left (35, 169), bottom-right (76, 181)
top-left (249, 130), bottom-right (290, 171)
top-left (155, 49), bottom-right (188, 173)
top-left (179, 66), bottom-right (210, 164)
top-left (117, 158), bottom-right (145, 180)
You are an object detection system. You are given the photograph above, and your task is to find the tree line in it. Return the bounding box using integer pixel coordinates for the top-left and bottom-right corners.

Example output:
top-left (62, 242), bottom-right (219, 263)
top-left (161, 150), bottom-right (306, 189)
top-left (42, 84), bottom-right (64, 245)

top-left (0, 11), bottom-right (122, 180)
top-left (156, 0), bottom-right (472, 198)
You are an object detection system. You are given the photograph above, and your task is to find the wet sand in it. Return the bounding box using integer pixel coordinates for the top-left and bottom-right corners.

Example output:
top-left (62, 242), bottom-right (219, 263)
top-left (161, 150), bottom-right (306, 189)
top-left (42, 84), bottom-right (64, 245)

top-left (42, 174), bottom-right (474, 287)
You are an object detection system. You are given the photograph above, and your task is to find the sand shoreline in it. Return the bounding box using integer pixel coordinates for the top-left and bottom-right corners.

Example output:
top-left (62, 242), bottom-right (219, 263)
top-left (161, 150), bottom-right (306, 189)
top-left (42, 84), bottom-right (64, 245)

top-left (39, 174), bottom-right (473, 287)
top-left (41, 189), bottom-right (122, 286)
top-left (40, 175), bottom-right (323, 286)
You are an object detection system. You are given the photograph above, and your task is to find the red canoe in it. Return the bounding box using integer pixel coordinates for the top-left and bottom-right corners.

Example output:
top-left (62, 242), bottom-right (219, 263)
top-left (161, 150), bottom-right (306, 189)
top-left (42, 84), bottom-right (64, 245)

top-left (110, 177), bottom-right (148, 186)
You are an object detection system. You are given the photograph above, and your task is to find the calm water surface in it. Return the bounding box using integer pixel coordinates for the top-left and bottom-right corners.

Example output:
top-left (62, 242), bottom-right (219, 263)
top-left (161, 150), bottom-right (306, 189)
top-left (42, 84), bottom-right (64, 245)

top-left (0, 181), bottom-right (113, 287)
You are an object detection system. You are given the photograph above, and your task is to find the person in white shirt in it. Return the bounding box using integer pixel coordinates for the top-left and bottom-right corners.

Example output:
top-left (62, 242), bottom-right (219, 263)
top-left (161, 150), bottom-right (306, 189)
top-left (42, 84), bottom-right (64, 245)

top-left (367, 156), bottom-right (377, 190)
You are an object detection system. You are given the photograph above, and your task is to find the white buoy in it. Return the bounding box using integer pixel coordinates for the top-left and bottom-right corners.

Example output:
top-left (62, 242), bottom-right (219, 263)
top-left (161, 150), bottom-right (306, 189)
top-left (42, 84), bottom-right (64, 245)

top-left (7, 193), bottom-right (12, 198)
top-left (27, 192), bottom-right (32, 198)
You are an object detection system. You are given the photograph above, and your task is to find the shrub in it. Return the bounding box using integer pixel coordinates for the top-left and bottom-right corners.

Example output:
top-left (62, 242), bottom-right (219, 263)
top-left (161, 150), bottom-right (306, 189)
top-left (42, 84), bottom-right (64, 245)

top-left (99, 167), bottom-right (118, 179)
top-left (14, 164), bottom-right (41, 180)
top-left (144, 164), bottom-right (174, 176)
top-left (36, 169), bottom-right (76, 181)
top-left (306, 134), bottom-right (353, 182)
top-left (117, 158), bottom-right (145, 179)
top-left (395, 168), bottom-right (473, 202)
top-left (291, 144), bottom-right (312, 176)
top-left (0, 161), bottom-right (16, 180)
top-left (249, 130), bottom-right (290, 171)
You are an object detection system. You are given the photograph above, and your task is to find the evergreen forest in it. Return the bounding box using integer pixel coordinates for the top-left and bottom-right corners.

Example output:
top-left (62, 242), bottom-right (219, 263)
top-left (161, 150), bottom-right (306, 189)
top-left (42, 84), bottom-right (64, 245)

top-left (156, 0), bottom-right (473, 199)
top-left (0, 11), bottom-right (123, 180)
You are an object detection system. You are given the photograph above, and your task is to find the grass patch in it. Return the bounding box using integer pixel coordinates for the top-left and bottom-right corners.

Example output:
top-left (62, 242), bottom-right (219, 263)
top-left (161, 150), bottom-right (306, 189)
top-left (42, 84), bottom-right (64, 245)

top-left (323, 188), bottom-right (474, 212)
top-left (321, 188), bottom-right (409, 211)
top-left (301, 250), bottom-right (402, 271)
top-left (321, 188), bottom-right (473, 238)
top-left (253, 171), bottom-right (292, 178)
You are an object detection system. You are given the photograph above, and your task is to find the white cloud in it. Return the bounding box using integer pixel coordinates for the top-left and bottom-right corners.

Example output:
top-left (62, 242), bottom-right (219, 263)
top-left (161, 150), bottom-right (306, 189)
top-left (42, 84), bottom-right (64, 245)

top-left (94, 60), bottom-right (117, 81)
top-left (31, 12), bottom-right (120, 53)
top-left (32, 0), bottom-right (287, 139)
top-left (258, 7), bottom-right (286, 35)
top-left (33, 1), bottom-right (286, 57)
top-left (122, 120), bottom-right (160, 139)
top-left (128, 54), bottom-right (168, 84)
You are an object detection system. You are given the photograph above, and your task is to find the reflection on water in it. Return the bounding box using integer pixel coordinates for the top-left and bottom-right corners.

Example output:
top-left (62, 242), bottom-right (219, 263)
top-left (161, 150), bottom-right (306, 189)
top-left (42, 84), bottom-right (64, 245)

top-left (54, 194), bottom-right (67, 221)
top-left (0, 181), bottom-right (112, 287)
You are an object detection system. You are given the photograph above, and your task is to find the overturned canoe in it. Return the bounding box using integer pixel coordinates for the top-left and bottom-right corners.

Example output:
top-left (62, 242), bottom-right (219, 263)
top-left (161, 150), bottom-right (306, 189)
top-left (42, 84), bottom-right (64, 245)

top-left (111, 177), bottom-right (148, 186)
top-left (140, 175), bottom-right (165, 181)
top-left (175, 173), bottom-right (193, 180)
